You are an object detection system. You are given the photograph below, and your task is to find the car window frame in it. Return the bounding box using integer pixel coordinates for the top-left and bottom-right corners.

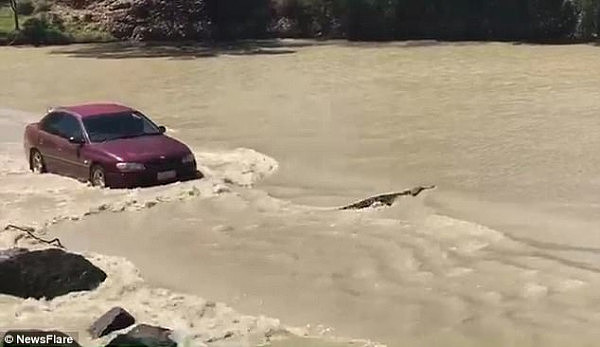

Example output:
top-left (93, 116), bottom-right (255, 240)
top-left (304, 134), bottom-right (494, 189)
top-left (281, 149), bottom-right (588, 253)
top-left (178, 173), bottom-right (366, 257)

top-left (40, 112), bottom-right (64, 136)
top-left (56, 113), bottom-right (85, 141)
top-left (82, 111), bottom-right (162, 143)
top-left (40, 112), bottom-right (86, 142)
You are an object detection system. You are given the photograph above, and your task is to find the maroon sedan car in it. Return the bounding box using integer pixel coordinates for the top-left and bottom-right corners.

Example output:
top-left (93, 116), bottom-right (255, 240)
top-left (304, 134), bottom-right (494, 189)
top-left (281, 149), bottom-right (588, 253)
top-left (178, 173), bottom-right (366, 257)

top-left (24, 103), bottom-right (199, 188)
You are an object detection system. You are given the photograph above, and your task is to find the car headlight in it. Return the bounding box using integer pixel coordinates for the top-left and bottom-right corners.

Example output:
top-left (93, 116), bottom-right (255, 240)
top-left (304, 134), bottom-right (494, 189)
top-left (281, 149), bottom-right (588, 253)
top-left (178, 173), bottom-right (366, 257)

top-left (181, 153), bottom-right (195, 164)
top-left (116, 162), bottom-right (145, 172)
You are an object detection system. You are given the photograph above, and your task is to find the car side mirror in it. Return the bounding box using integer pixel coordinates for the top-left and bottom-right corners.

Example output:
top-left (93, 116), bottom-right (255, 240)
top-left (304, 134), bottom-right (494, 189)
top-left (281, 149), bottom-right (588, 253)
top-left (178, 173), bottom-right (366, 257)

top-left (158, 126), bottom-right (166, 134)
top-left (68, 136), bottom-right (85, 145)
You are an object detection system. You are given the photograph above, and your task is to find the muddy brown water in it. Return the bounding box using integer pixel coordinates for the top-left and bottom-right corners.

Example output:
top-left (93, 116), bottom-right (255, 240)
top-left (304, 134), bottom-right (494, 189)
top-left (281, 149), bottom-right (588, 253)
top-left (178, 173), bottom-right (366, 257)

top-left (2, 41), bottom-right (600, 346)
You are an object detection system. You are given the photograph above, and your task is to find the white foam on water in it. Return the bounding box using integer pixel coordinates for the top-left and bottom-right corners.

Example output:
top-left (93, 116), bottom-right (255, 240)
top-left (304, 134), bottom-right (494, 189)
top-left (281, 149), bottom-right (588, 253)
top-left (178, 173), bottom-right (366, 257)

top-left (0, 109), bottom-right (381, 347)
top-left (194, 148), bottom-right (279, 187)
top-left (0, 228), bottom-right (290, 347)
top-left (4, 107), bottom-right (600, 347)
top-left (41, 186), bottom-right (600, 346)
top-left (0, 108), bottom-right (281, 230)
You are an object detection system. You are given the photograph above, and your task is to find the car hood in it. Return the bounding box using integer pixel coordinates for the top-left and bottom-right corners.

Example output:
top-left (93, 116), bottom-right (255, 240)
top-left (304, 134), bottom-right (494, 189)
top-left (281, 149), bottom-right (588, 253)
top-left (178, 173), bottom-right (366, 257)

top-left (90, 135), bottom-right (191, 162)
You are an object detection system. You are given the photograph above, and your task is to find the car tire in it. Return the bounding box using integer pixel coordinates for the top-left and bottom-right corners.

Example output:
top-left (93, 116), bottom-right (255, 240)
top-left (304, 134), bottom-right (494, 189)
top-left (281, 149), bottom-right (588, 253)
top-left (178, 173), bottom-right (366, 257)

top-left (90, 165), bottom-right (107, 188)
top-left (30, 149), bottom-right (46, 174)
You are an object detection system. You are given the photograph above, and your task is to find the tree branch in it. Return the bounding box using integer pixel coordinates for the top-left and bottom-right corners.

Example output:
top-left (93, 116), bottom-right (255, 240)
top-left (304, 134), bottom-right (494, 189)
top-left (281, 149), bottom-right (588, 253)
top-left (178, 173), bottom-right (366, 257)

top-left (3, 224), bottom-right (65, 249)
top-left (9, 0), bottom-right (19, 31)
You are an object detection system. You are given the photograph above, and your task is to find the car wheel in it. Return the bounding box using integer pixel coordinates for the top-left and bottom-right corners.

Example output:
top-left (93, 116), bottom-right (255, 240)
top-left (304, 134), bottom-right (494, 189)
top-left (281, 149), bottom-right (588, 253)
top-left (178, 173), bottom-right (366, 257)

top-left (90, 165), bottom-right (107, 188)
top-left (30, 149), bottom-right (46, 174)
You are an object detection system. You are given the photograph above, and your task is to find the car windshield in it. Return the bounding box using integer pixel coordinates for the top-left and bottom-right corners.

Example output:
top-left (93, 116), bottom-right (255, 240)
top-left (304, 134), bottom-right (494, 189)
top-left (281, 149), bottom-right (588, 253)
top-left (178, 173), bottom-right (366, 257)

top-left (82, 112), bottom-right (161, 143)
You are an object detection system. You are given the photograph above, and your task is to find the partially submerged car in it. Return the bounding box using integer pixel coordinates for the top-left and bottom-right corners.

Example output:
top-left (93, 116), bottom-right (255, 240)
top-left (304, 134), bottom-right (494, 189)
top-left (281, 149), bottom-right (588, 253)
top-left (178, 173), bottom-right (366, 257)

top-left (24, 103), bottom-right (200, 188)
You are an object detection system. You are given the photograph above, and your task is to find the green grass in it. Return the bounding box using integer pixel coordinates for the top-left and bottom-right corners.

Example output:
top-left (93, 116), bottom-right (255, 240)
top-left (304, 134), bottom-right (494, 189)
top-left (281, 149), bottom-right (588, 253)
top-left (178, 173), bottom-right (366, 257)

top-left (63, 21), bottom-right (116, 43)
top-left (0, 6), bottom-right (32, 40)
top-left (1, 5), bottom-right (115, 45)
top-left (70, 29), bottom-right (115, 43)
top-left (0, 6), bottom-right (15, 35)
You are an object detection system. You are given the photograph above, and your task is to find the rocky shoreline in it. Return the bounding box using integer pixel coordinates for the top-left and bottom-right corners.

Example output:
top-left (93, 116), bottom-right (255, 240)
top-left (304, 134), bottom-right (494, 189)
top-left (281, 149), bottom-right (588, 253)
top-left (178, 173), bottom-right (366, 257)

top-left (0, 224), bottom-right (382, 347)
top-left (0, 225), bottom-right (282, 346)
top-left (4, 0), bottom-right (599, 47)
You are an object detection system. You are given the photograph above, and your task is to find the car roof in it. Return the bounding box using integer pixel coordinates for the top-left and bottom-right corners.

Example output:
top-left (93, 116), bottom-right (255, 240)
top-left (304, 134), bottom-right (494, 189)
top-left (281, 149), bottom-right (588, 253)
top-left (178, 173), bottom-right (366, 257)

top-left (55, 103), bottom-right (134, 118)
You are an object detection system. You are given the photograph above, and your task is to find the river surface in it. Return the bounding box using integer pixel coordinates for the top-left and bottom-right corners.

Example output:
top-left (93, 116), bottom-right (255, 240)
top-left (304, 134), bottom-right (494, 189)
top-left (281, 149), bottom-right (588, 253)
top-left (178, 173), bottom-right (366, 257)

top-left (1, 41), bottom-right (600, 346)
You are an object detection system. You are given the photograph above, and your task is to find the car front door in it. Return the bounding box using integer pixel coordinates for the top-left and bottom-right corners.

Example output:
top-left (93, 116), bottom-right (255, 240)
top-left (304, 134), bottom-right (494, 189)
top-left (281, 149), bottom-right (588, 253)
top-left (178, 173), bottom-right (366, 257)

top-left (52, 114), bottom-right (89, 179)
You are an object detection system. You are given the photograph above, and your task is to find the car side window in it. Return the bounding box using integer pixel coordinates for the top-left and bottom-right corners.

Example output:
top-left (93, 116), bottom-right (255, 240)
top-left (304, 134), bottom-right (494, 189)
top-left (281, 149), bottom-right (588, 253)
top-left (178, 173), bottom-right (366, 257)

top-left (40, 113), bottom-right (63, 135)
top-left (133, 112), bottom-right (159, 133)
top-left (55, 114), bottom-right (84, 140)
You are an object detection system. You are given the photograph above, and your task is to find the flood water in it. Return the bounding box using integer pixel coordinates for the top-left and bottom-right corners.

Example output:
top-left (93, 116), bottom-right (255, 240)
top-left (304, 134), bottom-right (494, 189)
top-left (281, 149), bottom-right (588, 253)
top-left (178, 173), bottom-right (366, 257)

top-left (1, 41), bottom-right (600, 346)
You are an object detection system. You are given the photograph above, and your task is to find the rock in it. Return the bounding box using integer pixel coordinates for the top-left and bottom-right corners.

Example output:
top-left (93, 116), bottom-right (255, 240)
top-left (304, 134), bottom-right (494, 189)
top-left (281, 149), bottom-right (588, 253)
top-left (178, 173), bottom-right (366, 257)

top-left (89, 307), bottom-right (136, 339)
top-left (0, 248), bottom-right (107, 300)
top-left (0, 248), bottom-right (29, 260)
top-left (106, 324), bottom-right (176, 347)
top-left (131, 25), bottom-right (150, 41)
top-left (271, 17), bottom-right (300, 37)
top-left (55, 0), bottom-right (93, 10)
top-left (106, 0), bottom-right (209, 40)
top-left (2, 330), bottom-right (81, 347)
top-left (82, 13), bottom-right (93, 22)
top-left (109, 0), bottom-right (132, 11)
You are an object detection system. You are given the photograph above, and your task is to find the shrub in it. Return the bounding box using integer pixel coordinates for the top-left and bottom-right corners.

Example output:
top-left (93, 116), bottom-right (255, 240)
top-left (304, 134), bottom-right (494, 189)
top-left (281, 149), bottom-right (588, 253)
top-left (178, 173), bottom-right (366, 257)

top-left (33, 0), bottom-right (52, 14)
top-left (18, 16), bottom-right (71, 44)
top-left (53, 0), bottom-right (92, 9)
top-left (206, 0), bottom-right (273, 39)
top-left (109, 0), bottom-right (210, 41)
top-left (70, 28), bottom-right (115, 43)
top-left (39, 12), bottom-right (65, 30)
top-left (17, 0), bottom-right (36, 15)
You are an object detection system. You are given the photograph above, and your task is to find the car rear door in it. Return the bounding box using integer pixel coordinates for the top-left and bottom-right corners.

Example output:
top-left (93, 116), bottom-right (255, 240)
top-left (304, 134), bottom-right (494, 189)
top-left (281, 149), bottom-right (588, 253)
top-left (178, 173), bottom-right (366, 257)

top-left (37, 113), bottom-right (64, 173)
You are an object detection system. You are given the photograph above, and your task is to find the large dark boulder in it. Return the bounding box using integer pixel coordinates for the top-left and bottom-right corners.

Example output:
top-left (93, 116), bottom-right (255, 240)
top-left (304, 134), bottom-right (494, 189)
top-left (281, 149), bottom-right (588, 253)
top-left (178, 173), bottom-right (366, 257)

top-left (0, 248), bottom-right (107, 300)
top-left (89, 307), bottom-right (136, 339)
top-left (106, 324), bottom-right (176, 347)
